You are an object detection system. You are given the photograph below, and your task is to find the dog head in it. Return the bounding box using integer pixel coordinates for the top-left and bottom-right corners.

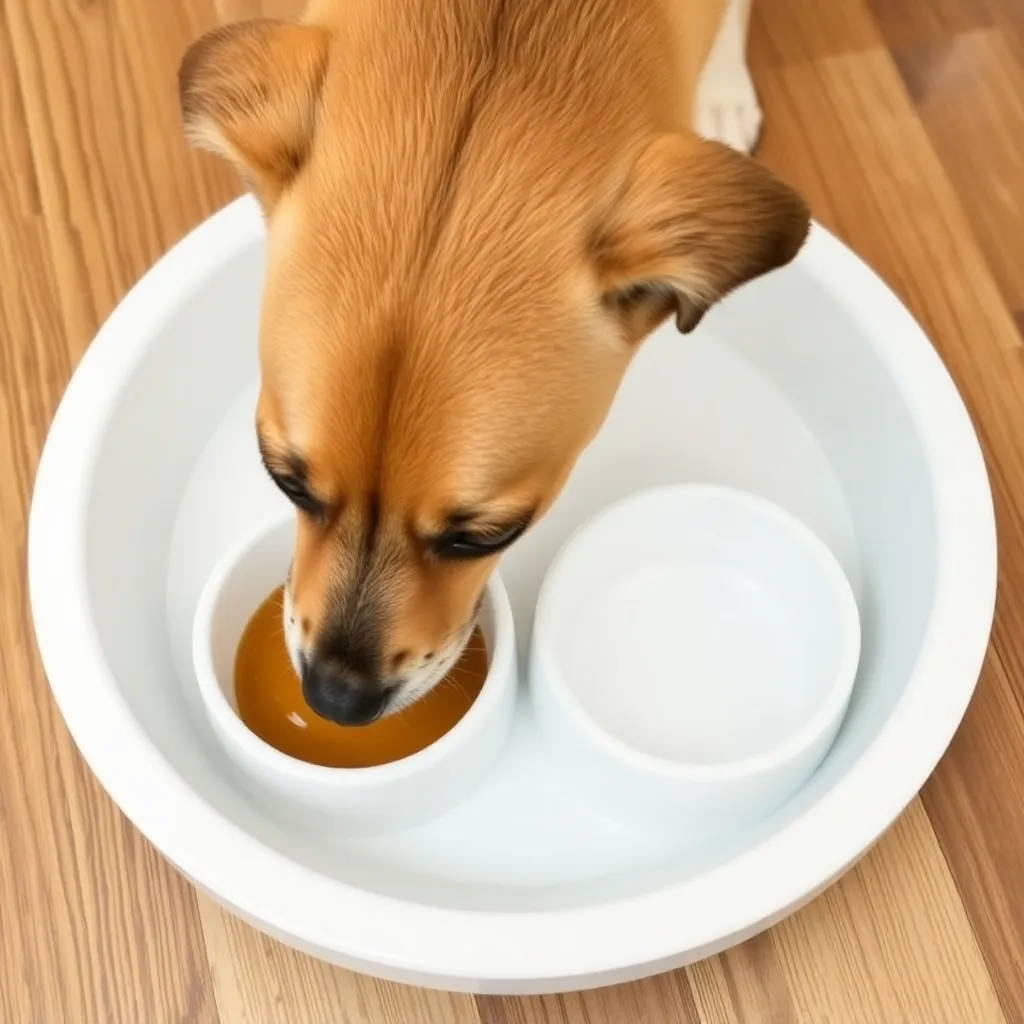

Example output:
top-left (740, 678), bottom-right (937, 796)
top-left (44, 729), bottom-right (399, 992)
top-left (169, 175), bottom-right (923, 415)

top-left (180, 16), bottom-right (809, 725)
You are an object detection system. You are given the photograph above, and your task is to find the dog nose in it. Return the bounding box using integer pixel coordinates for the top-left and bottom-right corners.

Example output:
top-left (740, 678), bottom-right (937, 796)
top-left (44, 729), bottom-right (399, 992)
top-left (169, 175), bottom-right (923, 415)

top-left (301, 659), bottom-right (390, 726)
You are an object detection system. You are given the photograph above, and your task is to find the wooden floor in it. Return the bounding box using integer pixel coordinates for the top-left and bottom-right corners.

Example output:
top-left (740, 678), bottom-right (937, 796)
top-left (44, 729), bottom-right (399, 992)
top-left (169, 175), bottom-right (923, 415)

top-left (2, 0), bottom-right (1023, 1020)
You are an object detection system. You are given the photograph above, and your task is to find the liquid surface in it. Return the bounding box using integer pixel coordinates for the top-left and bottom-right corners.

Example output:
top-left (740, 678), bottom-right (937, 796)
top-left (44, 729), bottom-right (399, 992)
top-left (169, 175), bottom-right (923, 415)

top-left (235, 587), bottom-right (488, 768)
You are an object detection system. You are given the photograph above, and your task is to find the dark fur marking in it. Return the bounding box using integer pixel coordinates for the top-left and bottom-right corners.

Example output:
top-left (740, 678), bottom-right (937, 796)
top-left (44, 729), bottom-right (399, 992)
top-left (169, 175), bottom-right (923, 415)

top-left (317, 493), bottom-right (395, 682)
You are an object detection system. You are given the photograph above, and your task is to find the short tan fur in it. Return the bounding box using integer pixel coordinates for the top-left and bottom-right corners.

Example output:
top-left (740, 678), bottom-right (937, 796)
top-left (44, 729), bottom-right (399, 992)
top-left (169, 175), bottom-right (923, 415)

top-left (179, 0), bottom-right (810, 722)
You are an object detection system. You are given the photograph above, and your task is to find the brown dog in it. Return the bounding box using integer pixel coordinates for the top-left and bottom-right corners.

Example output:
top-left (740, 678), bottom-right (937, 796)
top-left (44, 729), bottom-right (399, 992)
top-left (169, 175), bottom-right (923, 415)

top-left (179, 0), bottom-right (809, 726)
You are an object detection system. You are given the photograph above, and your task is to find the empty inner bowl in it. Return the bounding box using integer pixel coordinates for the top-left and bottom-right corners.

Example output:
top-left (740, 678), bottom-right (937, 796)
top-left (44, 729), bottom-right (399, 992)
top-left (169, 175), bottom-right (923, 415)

top-left (530, 485), bottom-right (861, 832)
top-left (554, 486), bottom-right (859, 765)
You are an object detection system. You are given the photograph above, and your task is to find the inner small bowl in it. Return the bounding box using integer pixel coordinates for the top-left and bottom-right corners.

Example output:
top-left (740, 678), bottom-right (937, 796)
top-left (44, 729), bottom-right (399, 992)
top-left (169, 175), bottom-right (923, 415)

top-left (530, 484), bottom-right (861, 835)
top-left (192, 515), bottom-right (518, 834)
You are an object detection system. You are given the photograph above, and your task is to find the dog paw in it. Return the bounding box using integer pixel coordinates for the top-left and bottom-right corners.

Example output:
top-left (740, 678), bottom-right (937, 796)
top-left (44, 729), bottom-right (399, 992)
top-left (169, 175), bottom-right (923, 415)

top-left (694, 65), bottom-right (763, 155)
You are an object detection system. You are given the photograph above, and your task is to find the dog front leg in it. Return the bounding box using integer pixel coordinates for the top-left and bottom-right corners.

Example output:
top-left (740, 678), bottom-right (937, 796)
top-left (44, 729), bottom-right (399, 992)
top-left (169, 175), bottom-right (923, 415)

top-left (693, 0), bottom-right (762, 154)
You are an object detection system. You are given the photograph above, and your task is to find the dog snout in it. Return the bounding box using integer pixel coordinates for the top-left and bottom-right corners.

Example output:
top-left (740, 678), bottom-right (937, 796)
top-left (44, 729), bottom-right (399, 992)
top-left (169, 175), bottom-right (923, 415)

top-left (301, 658), bottom-right (393, 726)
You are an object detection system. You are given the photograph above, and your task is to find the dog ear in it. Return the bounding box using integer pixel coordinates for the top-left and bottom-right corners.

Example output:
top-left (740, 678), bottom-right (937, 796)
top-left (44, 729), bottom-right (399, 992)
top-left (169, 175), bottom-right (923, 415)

top-left (179, 20), bottom-right (330, 207)
top-left (592, 133), bottom-right (810, 339)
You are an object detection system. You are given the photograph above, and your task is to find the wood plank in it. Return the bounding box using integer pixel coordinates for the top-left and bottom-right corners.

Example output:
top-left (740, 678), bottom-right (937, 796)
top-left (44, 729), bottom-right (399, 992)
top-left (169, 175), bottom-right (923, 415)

top-left (0, 9), bottom-right (218, 1021)
top-left (477, 967), bottom-right (703, 1024)
top-left (890, 28), bottom-right (1024, 337)
top-left (753, 44), bottom-right (1024, 436)
top-left (687, 933), bottom-right (796, 1023)
top-left (985, 0), bottom-right (1024, 62)
top-left (3, 0), bottom-right (238, 357)
top-left (198, 897), bottom-right (483, 1024)
top-left (866, 0), bottom-right (992, 46)
top-left (922, 644), bottom-right (1024, 1019)
top-left (750, 0), bottom-right (882, 68)
top-left (765, 801), bottom-right (1005, 1023)
top-left (751, 37), bottom-right (1024, 1022)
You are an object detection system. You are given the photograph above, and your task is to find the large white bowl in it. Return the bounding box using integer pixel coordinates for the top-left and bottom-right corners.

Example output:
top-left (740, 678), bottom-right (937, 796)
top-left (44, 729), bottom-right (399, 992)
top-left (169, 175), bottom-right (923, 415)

top-left (530, 484), bottom-right (861, 834)
top-left (28, 196), bottom-right (996, 994)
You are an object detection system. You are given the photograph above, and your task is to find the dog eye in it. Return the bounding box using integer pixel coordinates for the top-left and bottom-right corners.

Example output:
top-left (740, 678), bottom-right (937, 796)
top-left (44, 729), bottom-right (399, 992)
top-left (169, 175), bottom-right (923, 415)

top-left (433, 523), bottom-right (527, 560)
top-left (272, 474), bottom-right (323, 517)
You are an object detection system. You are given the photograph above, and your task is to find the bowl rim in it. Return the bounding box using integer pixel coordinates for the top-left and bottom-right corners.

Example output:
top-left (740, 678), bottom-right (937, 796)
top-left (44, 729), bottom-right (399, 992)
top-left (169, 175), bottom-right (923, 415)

top-left (531, 482), bottom-right (862, 783)
top-left (192, 513), bottom-right (516, 786)
top-left (28, 196), bottom-right (997, 989)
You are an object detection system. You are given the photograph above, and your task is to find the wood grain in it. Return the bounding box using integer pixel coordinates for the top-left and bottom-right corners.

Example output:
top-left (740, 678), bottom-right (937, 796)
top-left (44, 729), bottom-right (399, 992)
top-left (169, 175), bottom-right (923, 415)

top-left (866, 0), bottom-right (993, 46)
top-left (0, 6), bottom-right (219, 1021)
top-left (477, 970), bottom-right (704, 1024)
top-left (889, 27), bottom-right (1024, 331)
top-left (197, 900), bottom-right (482, 1024)
top-left (760, 801), bottom-right (1004, 1023)
top-left (2, 0), bottom-right (1023, 1020)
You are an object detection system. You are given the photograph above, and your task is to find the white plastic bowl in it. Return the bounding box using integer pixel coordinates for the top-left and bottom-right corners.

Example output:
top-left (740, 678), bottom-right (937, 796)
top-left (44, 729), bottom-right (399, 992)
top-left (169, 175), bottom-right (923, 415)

top-left (28, 196), bottom-right (996, 993)
top-left (531, 484), bottom-right (861, 834)
top-left (192, 515), bottom-right (518, 833)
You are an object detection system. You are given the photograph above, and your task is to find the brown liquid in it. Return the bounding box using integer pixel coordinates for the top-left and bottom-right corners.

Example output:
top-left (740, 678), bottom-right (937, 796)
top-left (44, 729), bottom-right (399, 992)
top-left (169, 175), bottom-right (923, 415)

top-left (234, 586), bottom-right (488, 768)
